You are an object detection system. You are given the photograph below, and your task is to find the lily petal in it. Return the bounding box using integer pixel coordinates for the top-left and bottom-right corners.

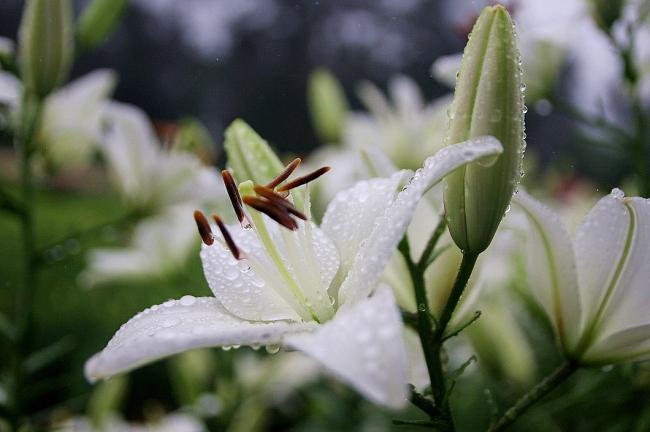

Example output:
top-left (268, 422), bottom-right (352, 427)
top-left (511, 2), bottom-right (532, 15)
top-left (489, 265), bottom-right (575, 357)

top-left (85, 297), bottom-right (314, 382)
top-left (580, 195), bottom-right (650, 335)
top-left (513, 190), bottom-right (581, 349)
top-left (339, 136), bottom-right (503, 306)
top-left (584, 322), bottom-right (650, 364)
top-left (101, 102), bottom-right (160, 202)
top-left (201, 225), bottom-right (303, 322)
top-left (0, 71), bottom-right (21, 108)
top-left (321, 171), bottom-right (409, 283)
top-left (285, 286), bottom-right (408, 409)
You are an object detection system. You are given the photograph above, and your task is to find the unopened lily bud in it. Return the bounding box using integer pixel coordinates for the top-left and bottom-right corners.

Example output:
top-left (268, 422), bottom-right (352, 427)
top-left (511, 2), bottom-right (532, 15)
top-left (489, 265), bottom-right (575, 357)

top-left (171, 117), bottom-right (216, 165)
top-left (307, 68), bottom-right (348, 144)
top-left (77, 0), bottom-right (128, 51)
top-left (444, 5), bottom-right (525, 255)
top-left (18, 0), bottom-right (74, 98)
top-left (223, 119), bottom-right (284, 185)
top-left (588, 0), bottom-right (624, 33)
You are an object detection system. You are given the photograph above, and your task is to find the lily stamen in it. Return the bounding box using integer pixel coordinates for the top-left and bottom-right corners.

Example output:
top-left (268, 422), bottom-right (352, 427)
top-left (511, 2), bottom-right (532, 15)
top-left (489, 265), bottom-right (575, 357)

top-left (212, 214), bottom-right (242, 260)
top-left (266, 158), bottom-right (301, 189)
top-left (221, 169), bottom-right (247, 225)
top-left (243, 196), bottom-right (298, 230)
top-left (277, 166), bottom-right (331, 192)
top-left (253, 185), bottom-right (307, 220)
top-left (193, 210), bottom-right (214, 246)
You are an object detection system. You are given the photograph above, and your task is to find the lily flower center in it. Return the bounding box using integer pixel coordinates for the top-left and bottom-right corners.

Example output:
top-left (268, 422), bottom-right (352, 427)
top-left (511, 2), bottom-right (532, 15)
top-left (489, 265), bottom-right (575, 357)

top-left (194, 159), bottom-right (337, 323)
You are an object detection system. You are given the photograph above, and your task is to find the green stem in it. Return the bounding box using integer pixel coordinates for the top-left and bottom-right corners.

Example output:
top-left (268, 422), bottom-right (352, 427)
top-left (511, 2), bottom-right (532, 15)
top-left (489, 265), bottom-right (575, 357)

top-left (399, 238), bottom-right (446, 417)
top-left (488, 360), bottom-right (578, 432)
top-left (433, 253), bottom-right (479, 340)
top-left (10, 91), bottom-right (41, 428)
top-left (418, 216), bottom-right (447, 270)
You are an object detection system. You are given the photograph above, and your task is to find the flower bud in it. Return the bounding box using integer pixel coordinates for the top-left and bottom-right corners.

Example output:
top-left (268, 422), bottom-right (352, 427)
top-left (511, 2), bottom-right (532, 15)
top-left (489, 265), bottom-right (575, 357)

top-left (444, 5), bottom-right (525, 255)
top-left (224, 119), bottom-right (284, 185)
top-left (307, 68), bottom-right (348, 144)
top-left (77, 0), bottom-right (128, 51)
top-left (18, 0), bottom-right (74, 98)
top-left (588, 0), bottom-right (624, 33)
top-left (171, 117), bottom-right (216, 165)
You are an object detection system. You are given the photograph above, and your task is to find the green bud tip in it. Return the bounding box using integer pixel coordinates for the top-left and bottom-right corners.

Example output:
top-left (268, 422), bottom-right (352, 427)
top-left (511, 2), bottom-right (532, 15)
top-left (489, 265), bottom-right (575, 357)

top-left (443, 4), bottom-right (525, 255)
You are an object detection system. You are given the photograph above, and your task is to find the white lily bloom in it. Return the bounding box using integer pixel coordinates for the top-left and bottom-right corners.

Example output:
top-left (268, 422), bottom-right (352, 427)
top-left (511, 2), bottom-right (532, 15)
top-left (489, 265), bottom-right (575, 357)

top-left (514, 188), bottom-right (650, 365)
top-left (80, 205), bottom-right (198, 288)
top-left (346, 76), bottom-right (451, 171)
top-left (38, 70), bottom-right (116, 170)
top-left (435, 0), bottom-right (625, 117)
top-left (85, 136), bottom-right (503, 408)
top-left (55, 412), bottom-right (205, 432)
top-left (0, 70), bottom-right (116, 170)
top-left (100, 102), bottom-right (221, 213)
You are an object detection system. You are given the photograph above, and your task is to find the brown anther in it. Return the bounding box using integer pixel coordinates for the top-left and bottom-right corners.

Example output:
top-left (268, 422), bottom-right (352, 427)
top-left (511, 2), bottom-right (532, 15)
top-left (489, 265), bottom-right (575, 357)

top-left (222, 170), bottom-right (246, 224)
top-left (277, 166), bottom-right (331, 192)
top-left (212, 214), bottom-right (242, 260)
top-left (193, 210), bottom-right (214, 246)
top-left (254, 185), bottom-right (307, 220)
top-left (266, 158), bottom-right (301, 189)
top-left (243, 196), bottom-right (298, 230)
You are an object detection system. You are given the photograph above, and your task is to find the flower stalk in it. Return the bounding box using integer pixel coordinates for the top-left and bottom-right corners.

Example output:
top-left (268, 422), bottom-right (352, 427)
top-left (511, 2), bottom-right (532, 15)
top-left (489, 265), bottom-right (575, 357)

top-left (488, 360), bottom-right (578, 431)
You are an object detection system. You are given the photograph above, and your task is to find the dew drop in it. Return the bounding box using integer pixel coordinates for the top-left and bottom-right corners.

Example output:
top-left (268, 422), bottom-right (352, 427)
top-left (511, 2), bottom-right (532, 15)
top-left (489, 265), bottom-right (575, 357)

top-left (180, 295), bottom-right (196, 306)
top-left (265, 343), bottom-right (281, 354)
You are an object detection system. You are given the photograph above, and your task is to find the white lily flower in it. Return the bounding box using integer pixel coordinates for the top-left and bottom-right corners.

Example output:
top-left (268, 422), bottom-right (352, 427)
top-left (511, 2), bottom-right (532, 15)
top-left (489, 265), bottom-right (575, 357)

top-left (435, 0), bottom-right (625, 116)
top-left (55, 412), bottom-right (205, 432)
top-left (514, 188), bottom-right (650, 365)
top-left (0, 69), bottom-right (115, 170)
top-left (0, 70), bottom-right (116, 170)
top-left (346, 75), bottom-right (451, 171)
top-left (84, 136), bottom-right (503, 408)
top-left (38, 69), bottom-right (116, 170)
top-left (80, 205), bottom-right (199, 288)
top-left (100, 102), bottom-right (222, 213)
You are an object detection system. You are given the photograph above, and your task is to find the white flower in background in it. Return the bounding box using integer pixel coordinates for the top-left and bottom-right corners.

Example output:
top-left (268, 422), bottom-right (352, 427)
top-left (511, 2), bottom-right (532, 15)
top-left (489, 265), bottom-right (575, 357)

top-left (235, 352), bottom-right (319, 404)
top-left (100, 102), bottom-right (222, 214)
top-left (55, 412), bottom-right (205, 432)
top-left (345, 75), bottom-right (451, 171)
top-left (38, 70), bottom-right (116, 170)
top-left (305, 75), bottom-right (450, 214)
top-left (84, 136), bottom-right (502, 408)
top-left (514, 188), bottom-right (650, 365)
top-left (82, 103), bottom-right (224, 287)
top-left (0, 69), bottom-right (115, 170)
top-left (435, 0), bottom-right (628, 121)
top-left (80, 205), bottom-right (198, 288)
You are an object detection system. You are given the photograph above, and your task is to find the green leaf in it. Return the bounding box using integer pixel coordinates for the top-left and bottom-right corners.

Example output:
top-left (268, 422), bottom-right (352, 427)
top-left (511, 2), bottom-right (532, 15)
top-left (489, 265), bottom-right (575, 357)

top-left (23, 336), bottom-right (75, 374)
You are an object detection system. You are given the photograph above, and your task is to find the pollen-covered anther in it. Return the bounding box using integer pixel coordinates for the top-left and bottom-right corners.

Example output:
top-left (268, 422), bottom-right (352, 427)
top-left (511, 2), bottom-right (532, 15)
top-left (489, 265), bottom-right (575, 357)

top-left (265, 158), bottom-right (301, 189)
top-left (277, 166), bottom-right (331, 192)
top-left (243, 196), bottom-right (299, 230)
top-left (193, 210), bottom-right (214, 246)
top-left (212, 214), bottom-right (243, 260)
top-left (221, 169), bottom-right (247, 225)
top-left (253, 185), bottom-right (307, 220)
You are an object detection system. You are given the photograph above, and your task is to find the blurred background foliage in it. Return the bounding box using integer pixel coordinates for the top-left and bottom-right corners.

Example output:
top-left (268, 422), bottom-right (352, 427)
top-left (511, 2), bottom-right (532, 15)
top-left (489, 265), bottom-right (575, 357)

top-left (0, 0), bottom-right (649, 431)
